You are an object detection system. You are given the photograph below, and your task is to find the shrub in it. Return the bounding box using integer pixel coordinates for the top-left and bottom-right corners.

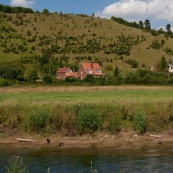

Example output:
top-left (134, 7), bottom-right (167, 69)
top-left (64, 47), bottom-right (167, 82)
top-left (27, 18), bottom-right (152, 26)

top-left (133, 110), bottom-right (146, 134)
top-left (0, 78), bottom-right (9, 86)
top-left (43, 75), bottom-right (53, 84)
top-left (75, 108), bottom-right (102, 134)
top-left (5, 155), bottom-right (29, 173)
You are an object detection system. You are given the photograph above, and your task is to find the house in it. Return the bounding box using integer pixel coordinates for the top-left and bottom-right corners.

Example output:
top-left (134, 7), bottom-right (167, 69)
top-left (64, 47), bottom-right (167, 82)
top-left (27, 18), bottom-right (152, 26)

top-left (56, 67), bottom-right (76, 80)
top-left (168, 63), bottom-right (173, 73)
top-left (76, 62), bottom-right (103, 80)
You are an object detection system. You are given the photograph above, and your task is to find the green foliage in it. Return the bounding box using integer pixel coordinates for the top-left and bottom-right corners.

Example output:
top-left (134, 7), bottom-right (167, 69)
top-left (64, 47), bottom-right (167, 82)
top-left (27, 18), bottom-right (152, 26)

top-left (150, 40), bottom-right (162, 49)
top-left (144, 19), bottom-right (151, 31)
top-left (42, 9), bottom-right (49, 14)
top-left (0, 63), bottom-right (24, 80)
top-left (108, 114), bottom-right (122, 132)
top-left (125, 59), bottom-right (139, 68)
top-left (75, 108), bottom-right (102, 134)
top-left (111, 16), bottom-right (141, 29)
top-left (84, 74), bottom-right (95, 83)
top-left (157, 56), bottom-right (167, 72)
top-left (0, 78), bottom-right (9, 86)
top-left (29, 110), bottom-right (50, 133)
top-left (5, 155), bottom-right (29, 173)
top-left (28, 70), bottom-right (38, 82)
top-left (43, 75), bottom-right (53, 83)
top-left (0, 4), bottom-right (34, 13)
top-left (114, 65), bottom-right (119, 77)
top-left (133, 110), bottom-right (146, 134)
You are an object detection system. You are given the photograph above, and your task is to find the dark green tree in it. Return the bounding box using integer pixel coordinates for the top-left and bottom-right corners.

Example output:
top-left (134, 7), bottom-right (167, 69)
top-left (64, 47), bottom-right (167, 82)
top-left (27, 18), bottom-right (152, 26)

top-left (114, 65), bottom-right (120, 77)
top-left (42, 8), bottom-right (49, 14)
top-left (166, 24), bottom-right (172, 35)
top-left (144, 19), bottom-right (151, 31)
top-left (157, 56), bottom-right (167, 72)
top-left (28, 70), bottom-right (38, 82)
top-left (139, 20), bottom-right (144, 29)
top-left (43, 75), bottom-right (53, 84)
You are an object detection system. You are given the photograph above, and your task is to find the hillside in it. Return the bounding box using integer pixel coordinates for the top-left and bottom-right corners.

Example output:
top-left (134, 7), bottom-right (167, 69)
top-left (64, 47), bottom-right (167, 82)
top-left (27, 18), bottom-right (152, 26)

top-left (0, 12), bottom-right (173, 78)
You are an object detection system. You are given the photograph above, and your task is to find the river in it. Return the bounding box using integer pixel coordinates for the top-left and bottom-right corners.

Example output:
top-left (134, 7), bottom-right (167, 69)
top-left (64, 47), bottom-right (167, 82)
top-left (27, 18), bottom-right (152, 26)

top-left (0, 143), bottom-right (173, 173)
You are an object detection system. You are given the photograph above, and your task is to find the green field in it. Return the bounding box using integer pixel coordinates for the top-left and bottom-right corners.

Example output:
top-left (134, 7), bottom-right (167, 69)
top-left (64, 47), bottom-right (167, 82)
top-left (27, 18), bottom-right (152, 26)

top-left (1, 86), bottom-right (173, 104)
top-left (0, 86), bottom-right (173, 135)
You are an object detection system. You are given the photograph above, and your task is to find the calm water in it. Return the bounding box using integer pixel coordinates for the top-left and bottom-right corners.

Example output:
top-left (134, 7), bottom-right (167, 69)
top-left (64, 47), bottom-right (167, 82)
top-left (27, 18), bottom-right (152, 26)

top-left (0, 143), bottom-right (173, 173)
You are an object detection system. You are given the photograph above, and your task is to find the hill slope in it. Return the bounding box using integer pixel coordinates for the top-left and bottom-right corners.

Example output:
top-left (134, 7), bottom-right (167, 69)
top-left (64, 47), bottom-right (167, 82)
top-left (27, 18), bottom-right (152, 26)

top-left (0, 12), bottom-right (173, 75)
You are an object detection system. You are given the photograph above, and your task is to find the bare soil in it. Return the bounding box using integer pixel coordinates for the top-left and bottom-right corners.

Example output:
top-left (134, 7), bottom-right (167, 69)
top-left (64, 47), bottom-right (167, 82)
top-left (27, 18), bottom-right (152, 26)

top-left (0, 131), bottom-right (173, 149)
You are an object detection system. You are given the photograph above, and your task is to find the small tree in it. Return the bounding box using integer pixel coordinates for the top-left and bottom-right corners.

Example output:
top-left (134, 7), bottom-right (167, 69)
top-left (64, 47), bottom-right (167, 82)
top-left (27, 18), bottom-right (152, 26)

top-left (139, 20), bottom-right (144, 29)
top-left (166, 24), bottom-right (172, 35)
top-left (5, 155), bottom-right (29, 173)
top-left (42, 8), bottom-right (49, 14)
top-left (144, 19), bottom-right (151, 31)
top-left (114, 65), bottom-right (120, 77)
top-left (157, 56), bottom-right (167, 72)
top-left (28, 70), bottom-right (38, 82)
top-left (43, 75), bottom-right (53, 84)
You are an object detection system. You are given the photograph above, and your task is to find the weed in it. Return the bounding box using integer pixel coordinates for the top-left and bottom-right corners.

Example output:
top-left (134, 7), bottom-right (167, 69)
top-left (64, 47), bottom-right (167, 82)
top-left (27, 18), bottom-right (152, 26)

top-left (133, 110), bottom-right (146, 134)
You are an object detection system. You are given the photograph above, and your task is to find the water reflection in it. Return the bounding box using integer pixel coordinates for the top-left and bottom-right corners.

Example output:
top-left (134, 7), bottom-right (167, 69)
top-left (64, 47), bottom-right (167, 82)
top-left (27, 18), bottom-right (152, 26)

top-left (0, 143), bottom-right (173, 173)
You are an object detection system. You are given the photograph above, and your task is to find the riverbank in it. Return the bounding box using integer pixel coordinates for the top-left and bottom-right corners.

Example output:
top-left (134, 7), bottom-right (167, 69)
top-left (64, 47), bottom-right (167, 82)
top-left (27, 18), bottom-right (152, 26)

top-left (0, 131), bottom-right (173, 149)
top-left (1, 85), bottom-right (173, 148)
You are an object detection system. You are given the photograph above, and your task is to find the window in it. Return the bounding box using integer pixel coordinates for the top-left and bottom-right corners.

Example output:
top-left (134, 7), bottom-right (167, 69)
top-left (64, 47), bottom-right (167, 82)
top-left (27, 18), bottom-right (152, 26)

top-left (88, 70), bottom-right (92, 74)
top-left (97, 70), bottom-right (101, 74)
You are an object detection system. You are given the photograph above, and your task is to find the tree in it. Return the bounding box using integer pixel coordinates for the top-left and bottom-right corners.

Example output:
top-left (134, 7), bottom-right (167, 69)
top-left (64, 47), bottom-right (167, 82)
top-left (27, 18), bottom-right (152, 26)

top-left (42, 8), bottom-right (49, 14)
top-left (43, 75), bottom-right (53, 84)
top-left (166, 24), bottom-right (172, 35)
top-left (28, 70), bottom-right (38, 82)
top-left (144, 19), bottom-right (151, 31)
top-left (5, 155), bottom-right (29, 173)
top-left (0, 63), bottom-right (24, 80)
top-left (139, 20), bottom-right (144, 29)
top-left (157, 56), bottom-right (167, 72)
top-left (114, 65), bottom-right (120, 77)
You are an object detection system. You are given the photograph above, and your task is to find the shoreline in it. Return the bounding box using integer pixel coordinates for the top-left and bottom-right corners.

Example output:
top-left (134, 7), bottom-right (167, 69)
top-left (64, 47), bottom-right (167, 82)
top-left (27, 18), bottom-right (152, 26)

top-left (0, 131), bottom-right (173, 149)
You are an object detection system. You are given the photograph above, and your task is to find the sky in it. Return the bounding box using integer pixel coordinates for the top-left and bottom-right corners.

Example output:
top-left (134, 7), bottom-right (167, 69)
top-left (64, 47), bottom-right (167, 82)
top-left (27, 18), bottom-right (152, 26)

top-left (0, 0), bottom-right (173, 30)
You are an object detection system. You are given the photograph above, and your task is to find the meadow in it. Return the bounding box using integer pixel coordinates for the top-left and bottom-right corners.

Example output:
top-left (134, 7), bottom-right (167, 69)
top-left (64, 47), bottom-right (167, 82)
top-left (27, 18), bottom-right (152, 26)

top-left (0, 86), bottom-right (173, 136)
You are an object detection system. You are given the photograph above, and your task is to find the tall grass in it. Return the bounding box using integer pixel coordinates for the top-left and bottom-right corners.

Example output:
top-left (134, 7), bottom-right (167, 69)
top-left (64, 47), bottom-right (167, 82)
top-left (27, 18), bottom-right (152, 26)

top-left (0, 100), bottom-right (173, 135)
top-left (1, 87), bottom-right (173, 135)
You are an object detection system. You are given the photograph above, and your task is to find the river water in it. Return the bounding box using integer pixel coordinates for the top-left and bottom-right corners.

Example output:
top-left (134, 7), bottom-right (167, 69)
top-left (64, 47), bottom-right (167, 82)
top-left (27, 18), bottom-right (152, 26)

top-left (0, 143), bottom-right (173, 173)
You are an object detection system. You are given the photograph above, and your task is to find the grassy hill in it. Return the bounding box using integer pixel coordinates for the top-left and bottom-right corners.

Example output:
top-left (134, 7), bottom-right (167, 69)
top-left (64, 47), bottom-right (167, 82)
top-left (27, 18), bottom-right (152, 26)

top-left (0, 12), bottom-right (173, 78)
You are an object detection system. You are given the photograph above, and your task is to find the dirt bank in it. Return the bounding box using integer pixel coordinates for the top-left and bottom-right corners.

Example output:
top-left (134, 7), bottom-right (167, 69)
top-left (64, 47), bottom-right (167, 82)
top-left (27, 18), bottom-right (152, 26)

top-left (0, 131), bottom-right (173, 148)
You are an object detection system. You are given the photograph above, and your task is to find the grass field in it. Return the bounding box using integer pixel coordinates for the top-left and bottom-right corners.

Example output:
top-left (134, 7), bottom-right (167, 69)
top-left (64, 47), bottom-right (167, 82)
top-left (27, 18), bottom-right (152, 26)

top-left (0, 86), bottom-right (173, 105)
top-left (0, 86), bottom-right (173, 135)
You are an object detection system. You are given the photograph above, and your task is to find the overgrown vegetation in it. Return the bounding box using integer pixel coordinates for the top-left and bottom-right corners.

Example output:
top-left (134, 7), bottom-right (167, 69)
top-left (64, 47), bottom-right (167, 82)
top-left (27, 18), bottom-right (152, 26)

top-left (1, 88), bottom-right (173, 136)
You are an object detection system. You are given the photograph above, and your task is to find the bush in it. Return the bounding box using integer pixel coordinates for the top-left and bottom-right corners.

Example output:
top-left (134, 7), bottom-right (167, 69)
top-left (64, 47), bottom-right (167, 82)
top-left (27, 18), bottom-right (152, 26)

top-left (133, 110), bottom-right (146, 134)
top-left (0, 78), bottom-right (9, 86)
top-left (43, 75), bottom-right (53, 84)
top-left (75, 108), bottom-right (102, 134)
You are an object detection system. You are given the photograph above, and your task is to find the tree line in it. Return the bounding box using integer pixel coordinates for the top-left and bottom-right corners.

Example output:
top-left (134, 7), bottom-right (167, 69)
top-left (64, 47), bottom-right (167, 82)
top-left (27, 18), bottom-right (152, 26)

top-left (111, 16), bottom-right (173, 38)
top-left (0, 4), bottom-right (34, 13)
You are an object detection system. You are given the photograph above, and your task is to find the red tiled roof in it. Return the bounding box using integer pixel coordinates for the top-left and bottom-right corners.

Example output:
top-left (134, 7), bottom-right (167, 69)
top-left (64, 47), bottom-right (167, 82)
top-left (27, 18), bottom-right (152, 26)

top-left (57, 67), bottom-right (71, 73)
top-left (66, 72), bottom-right (77, 77)
top-left (81, 63), bottom-right (102, 76)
